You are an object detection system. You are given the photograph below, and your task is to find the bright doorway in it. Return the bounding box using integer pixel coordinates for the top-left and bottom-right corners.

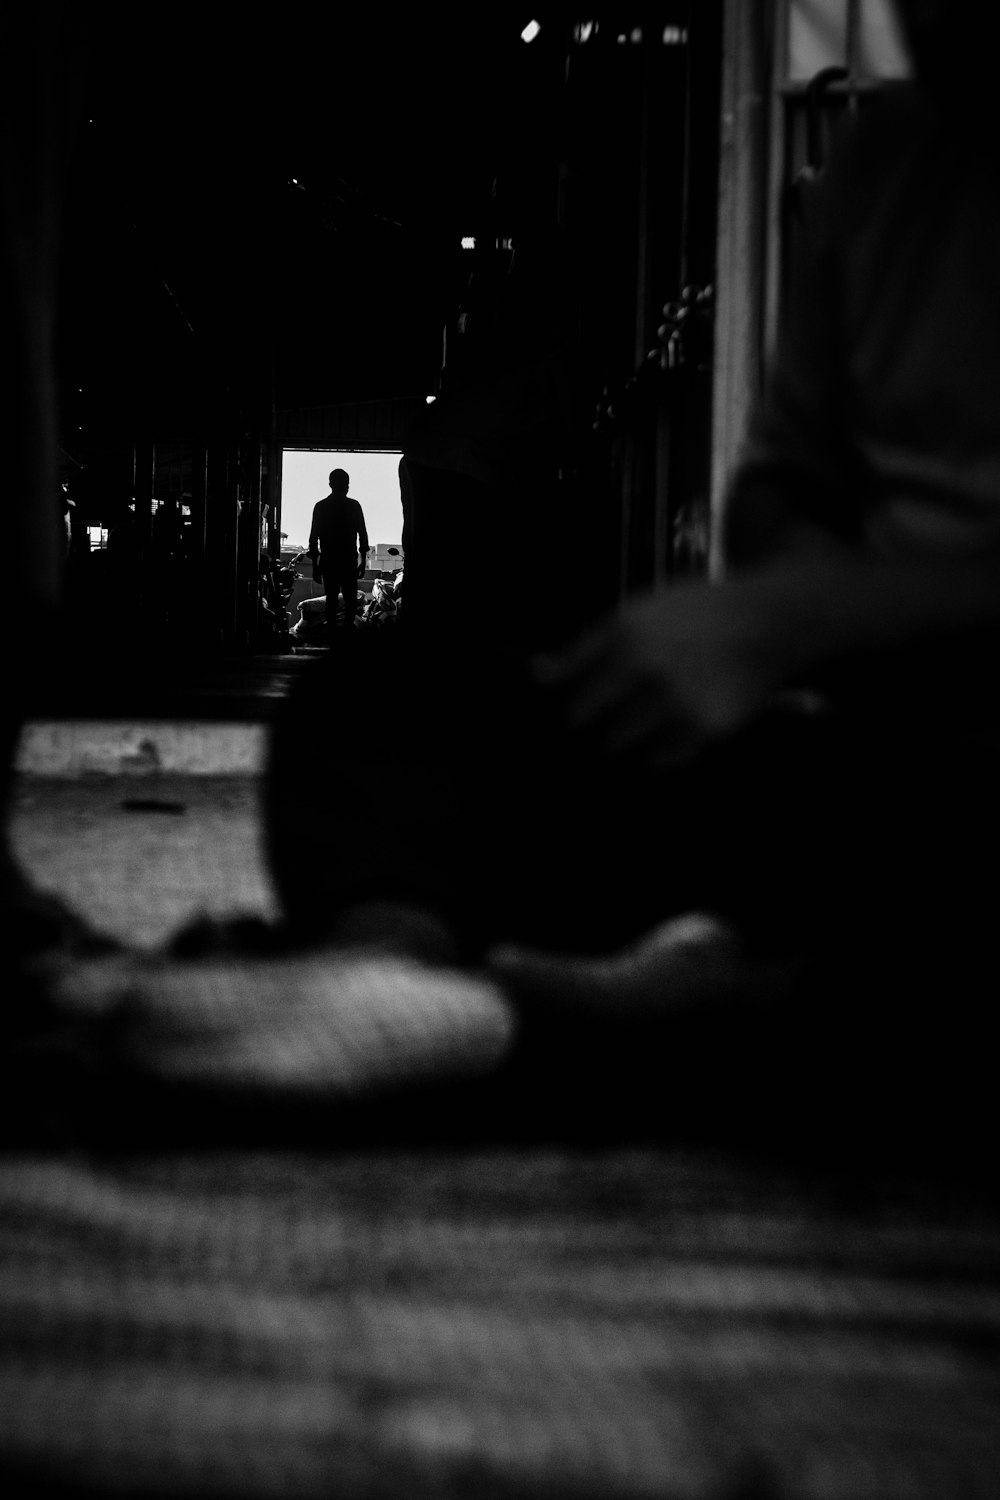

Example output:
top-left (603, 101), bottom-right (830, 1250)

top-left (279, 449), bottom-right (404, 552)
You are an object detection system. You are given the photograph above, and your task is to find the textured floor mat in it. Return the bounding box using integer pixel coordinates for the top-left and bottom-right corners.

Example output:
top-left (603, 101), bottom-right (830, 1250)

top-left (2, 1149), bottom-right (998, 1499)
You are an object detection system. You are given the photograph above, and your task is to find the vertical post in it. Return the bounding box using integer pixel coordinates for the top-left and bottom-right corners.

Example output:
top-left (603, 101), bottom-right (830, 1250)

top-left (618, 426), bottom-right (636, 603)
top-left (619, 32), bottom-right (658, 603)
top-left (235, 424), bottom-right (263, 652)
top-left (189, 436), bottom-right (209, 644)
top-left (191, 439), bottom-right (209, 572)
top-left (266, 347), bottom-right (281, 558)
top-left (653, 388), bottom-right (673, 585)
top-left (270, 445), bottom-right (283, 555)
top-left (845, 0), bottom-right (861, 77)
top-left (132, 435), bottom-right (155, 555)
top-left (633, 35), bottom-right (655, 374)
top-left (222, 436), bottom-right (239, 652)
top-left (202, 431), bottom-right (235, 653)
top-left (644, 26), bottom-right (675, 592)
top-left (709, 0), bottom-right (775, 577)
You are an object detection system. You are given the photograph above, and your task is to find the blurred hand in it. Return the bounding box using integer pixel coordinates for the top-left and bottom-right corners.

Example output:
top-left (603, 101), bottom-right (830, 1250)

top-left (312, 564), bottom-right (323, 584)
top-left (532, 574), bottom-right (804, 769)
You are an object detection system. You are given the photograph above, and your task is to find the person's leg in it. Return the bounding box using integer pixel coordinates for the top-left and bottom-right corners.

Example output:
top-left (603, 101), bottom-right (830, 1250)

top-left (324, 583), bottom-right (341, 630)
top-left (341, 572), bottom-right (359, 628)
top-left (266, 630), bottom-right (475, 957)
top-left (266, 627), bottom-right (675, 962)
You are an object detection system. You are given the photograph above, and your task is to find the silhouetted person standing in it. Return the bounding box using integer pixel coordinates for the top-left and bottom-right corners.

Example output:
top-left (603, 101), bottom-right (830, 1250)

top-left (308, 469), bottom-right (369, 632)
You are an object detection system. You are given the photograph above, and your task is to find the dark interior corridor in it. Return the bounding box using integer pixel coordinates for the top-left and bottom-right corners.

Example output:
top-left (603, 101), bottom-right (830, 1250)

top-left (45, 2), bottom-right (722, 696)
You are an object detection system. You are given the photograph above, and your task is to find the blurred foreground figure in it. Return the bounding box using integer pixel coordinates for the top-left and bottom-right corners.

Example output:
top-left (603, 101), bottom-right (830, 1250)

top-left (481, 0), bottom-right (1000, 1154)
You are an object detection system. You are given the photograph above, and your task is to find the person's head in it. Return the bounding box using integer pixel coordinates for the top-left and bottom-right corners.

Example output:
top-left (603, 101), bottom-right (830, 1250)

top-left (329, 469), bottom-right (350, 495)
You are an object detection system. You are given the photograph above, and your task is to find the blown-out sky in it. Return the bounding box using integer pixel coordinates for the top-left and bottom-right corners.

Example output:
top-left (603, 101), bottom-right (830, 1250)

top-left (280, 449), bottom-right (405, 551)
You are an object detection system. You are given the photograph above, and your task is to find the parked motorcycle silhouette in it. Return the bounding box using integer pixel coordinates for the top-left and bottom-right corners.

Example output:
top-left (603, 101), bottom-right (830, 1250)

top-left (258, 549), bottom-right (307, 647)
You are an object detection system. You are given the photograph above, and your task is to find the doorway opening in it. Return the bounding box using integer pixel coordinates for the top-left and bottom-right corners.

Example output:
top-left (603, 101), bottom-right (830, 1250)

top-left (278, 448), bottom-right (405, 640)
top-left (279, 449), bottom-right (404, 552)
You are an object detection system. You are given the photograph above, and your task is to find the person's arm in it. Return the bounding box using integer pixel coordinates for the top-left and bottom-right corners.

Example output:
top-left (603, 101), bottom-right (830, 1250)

top-left (356, 503), bottom-right (369, 579)
top-left (533, 545), bottom-right (1000, 769)
top-left (308, 504), bottom-right (322, 582)
top-left (533, 99), bottom-right (1000, 765)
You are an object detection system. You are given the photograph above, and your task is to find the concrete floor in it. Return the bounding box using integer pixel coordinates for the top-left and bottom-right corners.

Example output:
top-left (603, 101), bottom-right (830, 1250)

top-left (10, 771), bottom-right (278, 950)
top-left (11, 653), bottom-right (299, 949)
top-left (6, 663), bottom-right (1000, 1500)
